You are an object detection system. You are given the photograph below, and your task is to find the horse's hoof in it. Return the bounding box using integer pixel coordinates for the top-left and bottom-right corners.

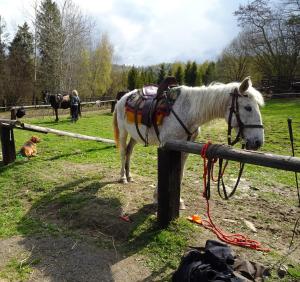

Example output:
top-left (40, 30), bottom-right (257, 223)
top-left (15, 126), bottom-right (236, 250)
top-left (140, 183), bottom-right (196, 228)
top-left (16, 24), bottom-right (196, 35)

top-left (127, 177), bottom-right (134, 182)
top-left (119, 178), bottom-right (128, 184)
top-left (179, 202), bottom-right (186, 210)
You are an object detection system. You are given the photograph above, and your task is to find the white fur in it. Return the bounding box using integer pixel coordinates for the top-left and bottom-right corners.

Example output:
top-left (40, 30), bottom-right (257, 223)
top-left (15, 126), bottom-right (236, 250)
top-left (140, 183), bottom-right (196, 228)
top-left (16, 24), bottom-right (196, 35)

top-left (114, 78), bottom-right (264, 207)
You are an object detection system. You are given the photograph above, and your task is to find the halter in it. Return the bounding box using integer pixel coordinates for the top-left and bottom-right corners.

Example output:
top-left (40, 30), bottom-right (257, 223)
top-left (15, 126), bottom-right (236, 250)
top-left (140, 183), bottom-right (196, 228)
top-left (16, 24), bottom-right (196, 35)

top-left (217, 88), bottom-right (264, 200)
top-left (227, 88), bottom-right (264, 146)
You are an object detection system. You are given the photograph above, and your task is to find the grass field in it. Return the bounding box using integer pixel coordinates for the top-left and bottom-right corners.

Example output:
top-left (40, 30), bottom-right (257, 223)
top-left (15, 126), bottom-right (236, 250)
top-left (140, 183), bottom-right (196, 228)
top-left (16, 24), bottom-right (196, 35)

top-left (0, 99), bottom-right (300, 281)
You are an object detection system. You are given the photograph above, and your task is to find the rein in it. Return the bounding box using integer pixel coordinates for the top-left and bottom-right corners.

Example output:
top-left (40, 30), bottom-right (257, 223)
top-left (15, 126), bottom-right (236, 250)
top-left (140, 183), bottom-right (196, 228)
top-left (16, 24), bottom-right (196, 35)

top-left (217, 88), bottom-right (264, 199)
top-left (227, 88), bottom-right (264, 146)
top-left (199, 142), bottom-right (270, 252)
top-left (198, 92), bottom-right (267, 250)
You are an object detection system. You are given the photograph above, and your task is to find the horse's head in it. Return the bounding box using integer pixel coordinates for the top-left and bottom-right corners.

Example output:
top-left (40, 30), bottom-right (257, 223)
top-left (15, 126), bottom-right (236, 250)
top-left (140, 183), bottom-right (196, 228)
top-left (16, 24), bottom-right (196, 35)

top-left (225, 77), bottom-right (264, 150)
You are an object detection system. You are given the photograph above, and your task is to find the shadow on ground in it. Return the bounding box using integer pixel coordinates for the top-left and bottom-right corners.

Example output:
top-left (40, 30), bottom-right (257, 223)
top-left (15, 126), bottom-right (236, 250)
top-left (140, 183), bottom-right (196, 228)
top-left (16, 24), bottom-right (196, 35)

top-left (14, 177), bottom-right (166, 281)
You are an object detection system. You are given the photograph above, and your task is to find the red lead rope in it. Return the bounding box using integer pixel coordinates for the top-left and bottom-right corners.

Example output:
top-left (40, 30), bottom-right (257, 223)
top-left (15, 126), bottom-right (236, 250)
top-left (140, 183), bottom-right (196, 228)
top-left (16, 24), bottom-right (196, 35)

top-left (198, 142), bottom-right (270, 252)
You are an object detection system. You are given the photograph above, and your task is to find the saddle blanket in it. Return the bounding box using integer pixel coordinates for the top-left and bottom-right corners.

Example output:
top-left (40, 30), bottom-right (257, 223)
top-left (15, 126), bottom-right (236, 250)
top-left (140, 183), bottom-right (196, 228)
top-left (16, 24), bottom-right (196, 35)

top-left (125, 86), bottom-right (181, 126)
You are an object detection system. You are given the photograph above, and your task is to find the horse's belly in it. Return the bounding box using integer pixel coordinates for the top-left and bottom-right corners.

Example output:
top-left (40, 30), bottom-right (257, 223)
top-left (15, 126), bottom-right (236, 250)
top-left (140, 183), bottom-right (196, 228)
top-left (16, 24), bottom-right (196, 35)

top-left (123, 122), bottom-right (160, 146)
top-left (61, 101), bottom-right (70, 109)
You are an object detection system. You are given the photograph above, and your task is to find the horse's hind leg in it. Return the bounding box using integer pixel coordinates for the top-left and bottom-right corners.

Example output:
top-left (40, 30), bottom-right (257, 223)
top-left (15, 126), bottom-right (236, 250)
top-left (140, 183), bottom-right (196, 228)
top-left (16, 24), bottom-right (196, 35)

top-left (125, 138), bottom-right (137, 182)
top-left (119, 131), bottom-right (128, 184)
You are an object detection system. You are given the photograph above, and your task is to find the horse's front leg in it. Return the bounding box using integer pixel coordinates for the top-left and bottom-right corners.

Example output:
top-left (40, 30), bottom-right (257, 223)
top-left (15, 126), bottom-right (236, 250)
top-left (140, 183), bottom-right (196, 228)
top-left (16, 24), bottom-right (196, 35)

top-left (178, 130), bottom-right (199, 209)
top-left (55, 108), bottom-right (59, 122)
top-left (125, 138), bottom-right (137, 182)
top-left (178, 152), bottom-right (189, 210)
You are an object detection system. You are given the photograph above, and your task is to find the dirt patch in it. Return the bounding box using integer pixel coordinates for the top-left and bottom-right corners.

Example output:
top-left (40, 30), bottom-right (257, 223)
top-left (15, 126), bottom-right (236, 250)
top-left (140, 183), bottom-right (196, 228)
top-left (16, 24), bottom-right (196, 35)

top-left (0, 164), bottom-right (156, 281)
top-left (0, 236), bottom-right (151, 282)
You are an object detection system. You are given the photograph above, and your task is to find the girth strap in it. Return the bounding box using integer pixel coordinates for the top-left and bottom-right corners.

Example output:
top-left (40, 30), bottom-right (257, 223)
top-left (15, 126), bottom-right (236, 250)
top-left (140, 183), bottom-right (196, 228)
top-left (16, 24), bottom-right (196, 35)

top-left (134, 98), bottom-right (148, 145)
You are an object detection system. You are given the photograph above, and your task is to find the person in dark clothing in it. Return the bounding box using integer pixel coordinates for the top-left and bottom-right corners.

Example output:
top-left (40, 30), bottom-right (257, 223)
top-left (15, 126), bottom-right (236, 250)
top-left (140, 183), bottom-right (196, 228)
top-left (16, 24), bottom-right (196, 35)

top-left (70, 89), bottom-right (80, 122)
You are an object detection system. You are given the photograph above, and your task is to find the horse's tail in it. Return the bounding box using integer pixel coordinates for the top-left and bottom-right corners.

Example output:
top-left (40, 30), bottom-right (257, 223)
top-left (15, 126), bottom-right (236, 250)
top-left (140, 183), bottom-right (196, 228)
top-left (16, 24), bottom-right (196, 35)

top-left (113, 107), bottom-right (119, 148)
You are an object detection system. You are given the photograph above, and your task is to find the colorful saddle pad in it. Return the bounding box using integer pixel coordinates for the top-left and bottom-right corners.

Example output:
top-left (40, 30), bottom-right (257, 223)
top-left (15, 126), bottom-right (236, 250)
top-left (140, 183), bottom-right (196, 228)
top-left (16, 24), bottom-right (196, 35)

top-left (125, 86), bottom-right (181, 126)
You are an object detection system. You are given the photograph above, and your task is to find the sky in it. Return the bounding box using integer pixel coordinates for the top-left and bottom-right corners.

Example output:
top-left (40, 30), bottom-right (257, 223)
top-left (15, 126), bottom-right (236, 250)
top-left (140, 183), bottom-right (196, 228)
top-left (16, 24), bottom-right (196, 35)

top-left (0, 0), bottom-right (250, 66)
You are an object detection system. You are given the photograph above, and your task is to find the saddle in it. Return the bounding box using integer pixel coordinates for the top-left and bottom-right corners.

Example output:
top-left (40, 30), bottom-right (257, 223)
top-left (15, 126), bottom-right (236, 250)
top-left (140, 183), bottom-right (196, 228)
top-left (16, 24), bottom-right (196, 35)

top-left (125, 77), bottom-right (180, 145)
top-left (56, 94), bottom-right (70, 109)
top-left (126, 77), bottom-right (179, 127)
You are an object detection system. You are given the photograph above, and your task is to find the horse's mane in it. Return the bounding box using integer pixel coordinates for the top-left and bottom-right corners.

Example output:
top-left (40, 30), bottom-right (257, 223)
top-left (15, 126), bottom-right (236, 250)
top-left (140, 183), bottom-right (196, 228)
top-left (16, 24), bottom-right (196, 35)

top-left (206, 81), bottom-right (264, 106)
top-left (180, 81), bottom-right (264, 123)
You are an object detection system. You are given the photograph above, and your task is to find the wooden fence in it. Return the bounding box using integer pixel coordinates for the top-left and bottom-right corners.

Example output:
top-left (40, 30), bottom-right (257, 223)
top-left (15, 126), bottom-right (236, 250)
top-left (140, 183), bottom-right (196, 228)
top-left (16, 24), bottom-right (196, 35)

top-left (0, 119), bottom-right (115, 165)
top-left (8, 99), bottom-right (116, 119)
top-left (157, 140), bottom-right (300, 227)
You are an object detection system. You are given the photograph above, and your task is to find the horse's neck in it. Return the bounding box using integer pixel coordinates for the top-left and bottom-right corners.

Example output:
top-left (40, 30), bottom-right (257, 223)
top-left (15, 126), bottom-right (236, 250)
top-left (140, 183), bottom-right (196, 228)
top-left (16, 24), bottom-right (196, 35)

top-left (186, 85), bottom-right (232, 125)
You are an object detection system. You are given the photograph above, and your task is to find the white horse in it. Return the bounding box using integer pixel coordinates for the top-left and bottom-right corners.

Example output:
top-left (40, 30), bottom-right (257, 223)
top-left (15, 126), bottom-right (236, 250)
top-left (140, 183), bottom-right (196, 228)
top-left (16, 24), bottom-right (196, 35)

top-left (113, 77), bottom-right (264, 208)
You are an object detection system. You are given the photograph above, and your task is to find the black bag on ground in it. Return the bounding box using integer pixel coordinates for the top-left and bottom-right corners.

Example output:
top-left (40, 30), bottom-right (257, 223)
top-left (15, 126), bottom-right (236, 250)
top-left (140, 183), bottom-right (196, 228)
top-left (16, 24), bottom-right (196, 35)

top-left (172, 240), bottom-right (243, 282)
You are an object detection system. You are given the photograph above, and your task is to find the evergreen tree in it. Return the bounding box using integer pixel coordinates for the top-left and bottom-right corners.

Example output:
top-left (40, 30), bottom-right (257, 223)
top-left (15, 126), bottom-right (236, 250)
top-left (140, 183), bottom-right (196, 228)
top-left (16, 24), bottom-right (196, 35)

top-left (127, 66), bottom-right (138, 90)
top-left (7, 23), bottom-right (34, 105)
top-left (146, 67), bottom-right (156, 84)
top-left (196, 68), bottom-right (203, 86)
top-left (203, 62), bottom-right (216, 85)
top-left (190, 61), bottom-right (198, 86)
top-left (139, 68), bottom-right (147, 86)
top-left (157, 63), bottom-right (166, 84)
top-left (184, 61), bottom-right (191, 85)
top-left (37, 0), bottom-right (62, 93)
top-left (175, 65), bottom-right (184, 84)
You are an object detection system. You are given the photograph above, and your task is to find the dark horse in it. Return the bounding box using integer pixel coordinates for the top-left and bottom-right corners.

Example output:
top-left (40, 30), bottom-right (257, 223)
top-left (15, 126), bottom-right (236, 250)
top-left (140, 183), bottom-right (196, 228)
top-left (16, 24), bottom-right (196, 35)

top-left (45, 91), bottom-right (81, 122)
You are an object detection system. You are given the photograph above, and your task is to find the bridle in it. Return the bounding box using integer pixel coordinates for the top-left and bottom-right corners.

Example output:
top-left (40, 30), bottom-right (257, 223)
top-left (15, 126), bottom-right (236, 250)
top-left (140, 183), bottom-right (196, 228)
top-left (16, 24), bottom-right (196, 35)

top-left (227, 88), bottom-right (264, 147)
top-left (217, 87), bottom-right (264, 199)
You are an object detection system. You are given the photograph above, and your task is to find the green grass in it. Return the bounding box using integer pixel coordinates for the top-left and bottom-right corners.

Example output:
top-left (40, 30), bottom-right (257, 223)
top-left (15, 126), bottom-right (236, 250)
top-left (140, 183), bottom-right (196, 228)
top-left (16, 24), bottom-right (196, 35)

top-left (127, 216), bottom-right (197, 270)
top-left (0, 99), bottom-right (300, 280)
top-left (0, 256), bottom-right (40, 282)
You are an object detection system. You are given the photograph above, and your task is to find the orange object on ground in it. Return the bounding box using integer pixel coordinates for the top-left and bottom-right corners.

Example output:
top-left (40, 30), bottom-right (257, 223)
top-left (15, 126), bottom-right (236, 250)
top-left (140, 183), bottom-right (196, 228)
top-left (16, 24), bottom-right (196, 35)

top-left (187, 214), bottom-right (202, 224)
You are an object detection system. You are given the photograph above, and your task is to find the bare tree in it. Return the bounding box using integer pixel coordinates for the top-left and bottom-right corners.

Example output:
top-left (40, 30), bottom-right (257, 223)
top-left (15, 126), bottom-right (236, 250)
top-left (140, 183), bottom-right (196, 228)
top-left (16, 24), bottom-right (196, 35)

top-left (217, 32), bottom-right (250, 82)
top-left (0, 15), bottom-right (8, 106)
top-left (59, 0), bottom-right (93, 92)
top-left (235, 0), bottom-right (300, 79)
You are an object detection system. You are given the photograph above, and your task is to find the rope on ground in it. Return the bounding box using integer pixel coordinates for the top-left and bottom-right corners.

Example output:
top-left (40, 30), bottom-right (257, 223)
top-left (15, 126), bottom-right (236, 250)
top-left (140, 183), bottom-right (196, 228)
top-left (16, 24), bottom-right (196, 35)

top-left (189, 141), bottom-right (270, 252)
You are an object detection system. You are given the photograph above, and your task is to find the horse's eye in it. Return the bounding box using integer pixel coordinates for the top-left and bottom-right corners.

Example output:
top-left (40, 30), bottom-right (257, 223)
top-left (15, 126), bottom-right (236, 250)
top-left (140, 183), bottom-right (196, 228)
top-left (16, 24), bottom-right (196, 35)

top-left (244, 106), bottom-right (252, 112)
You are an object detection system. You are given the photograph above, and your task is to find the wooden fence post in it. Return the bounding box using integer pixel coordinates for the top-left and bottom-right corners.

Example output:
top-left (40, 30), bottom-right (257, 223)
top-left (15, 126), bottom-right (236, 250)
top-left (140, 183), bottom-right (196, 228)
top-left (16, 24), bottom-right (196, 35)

top-left (0, 125), bottom-right (16, 165)
top-left (11, 108), bottom-right (16, 120)
top-left (157, 147), bottom-right (182, 228)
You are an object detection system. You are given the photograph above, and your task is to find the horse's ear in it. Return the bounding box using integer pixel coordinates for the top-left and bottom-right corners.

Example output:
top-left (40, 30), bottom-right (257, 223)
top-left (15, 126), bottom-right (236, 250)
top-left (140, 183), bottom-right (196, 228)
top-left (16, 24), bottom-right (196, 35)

top-left (239, 76), bottom-right (252, 94)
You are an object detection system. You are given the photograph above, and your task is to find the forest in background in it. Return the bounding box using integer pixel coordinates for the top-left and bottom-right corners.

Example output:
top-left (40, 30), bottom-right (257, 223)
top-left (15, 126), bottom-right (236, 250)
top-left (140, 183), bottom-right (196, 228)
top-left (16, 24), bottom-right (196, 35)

top-left (0, 0), bottom-right (299, 106)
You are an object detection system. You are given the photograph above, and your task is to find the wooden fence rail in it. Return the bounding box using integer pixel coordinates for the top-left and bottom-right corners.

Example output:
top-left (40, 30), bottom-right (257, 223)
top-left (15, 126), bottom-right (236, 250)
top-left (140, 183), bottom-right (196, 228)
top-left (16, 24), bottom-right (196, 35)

top-left (0, 99), bottom-right (116, 112)
top-left (157, 141), bottom-right (300, 227)
top-left (0, 119), bottom-right (115, 165)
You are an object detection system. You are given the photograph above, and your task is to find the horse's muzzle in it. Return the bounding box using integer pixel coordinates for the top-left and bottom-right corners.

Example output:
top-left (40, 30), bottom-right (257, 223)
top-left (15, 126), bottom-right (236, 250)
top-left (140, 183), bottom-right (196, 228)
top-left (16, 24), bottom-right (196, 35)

top-left (245, 139), bottom-right (263, 150)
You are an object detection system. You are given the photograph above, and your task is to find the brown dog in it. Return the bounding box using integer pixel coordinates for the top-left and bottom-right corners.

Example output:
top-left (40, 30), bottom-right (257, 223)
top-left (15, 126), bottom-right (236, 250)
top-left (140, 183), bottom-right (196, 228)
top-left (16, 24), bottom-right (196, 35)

top-left (20, 136), bottom-right (41, 157)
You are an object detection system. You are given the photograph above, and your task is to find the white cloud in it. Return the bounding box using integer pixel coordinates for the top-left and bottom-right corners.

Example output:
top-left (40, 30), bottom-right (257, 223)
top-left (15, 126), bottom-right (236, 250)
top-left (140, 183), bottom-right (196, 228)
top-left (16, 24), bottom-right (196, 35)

top-left (0, 0), bottom-right (249, 65)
